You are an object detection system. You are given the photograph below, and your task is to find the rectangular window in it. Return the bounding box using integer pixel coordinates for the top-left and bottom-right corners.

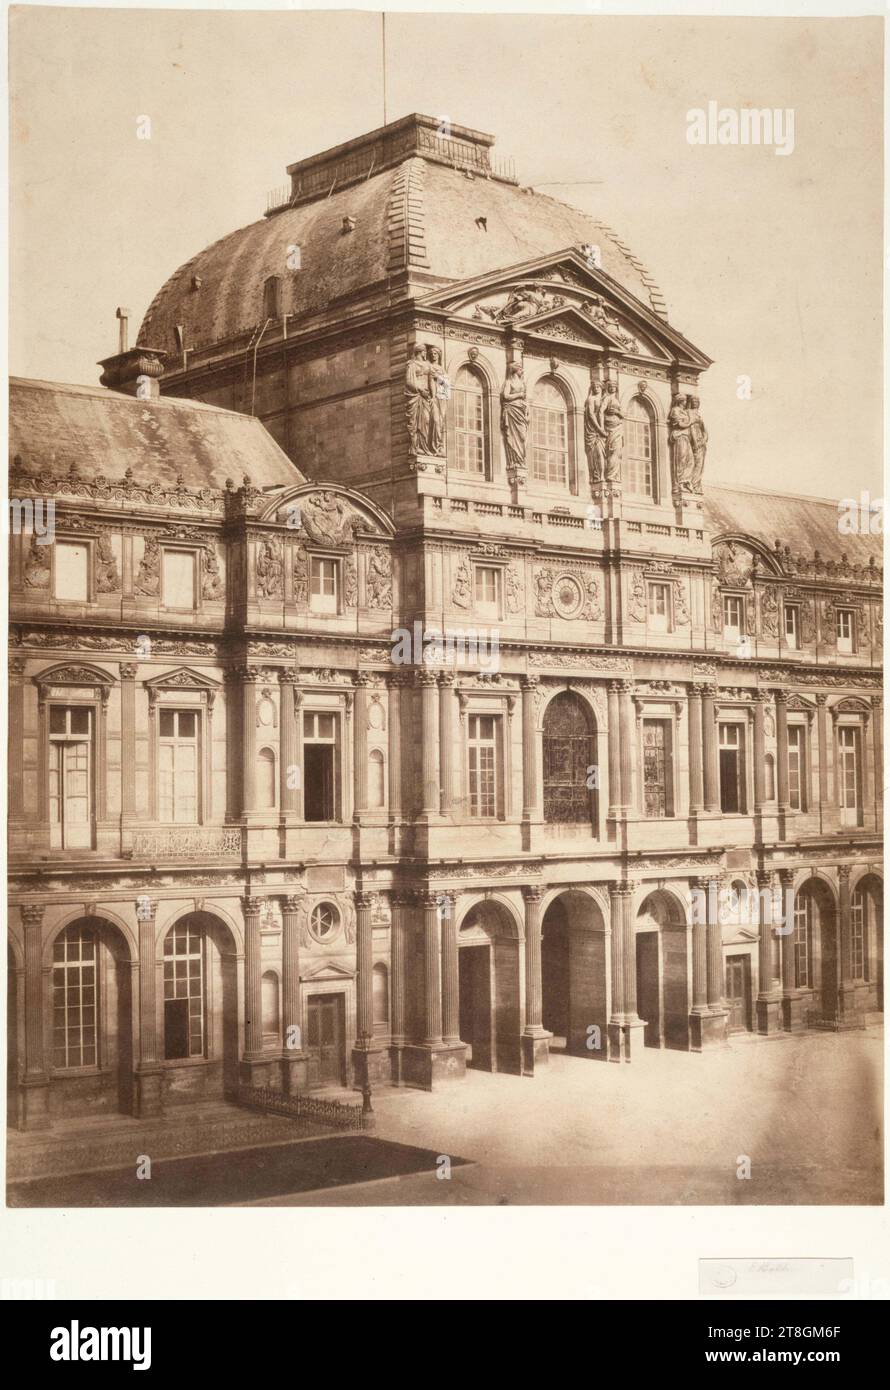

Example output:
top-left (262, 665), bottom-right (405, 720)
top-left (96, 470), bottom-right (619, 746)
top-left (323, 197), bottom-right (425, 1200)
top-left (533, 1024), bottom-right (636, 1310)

top-left (303, 710), bottom-right (339, 821)
top-left (784, 605), bottom-right (799, 648)
top-left (52, 928), bottom-right (97, 1069)
top-left (158, 708), bottom-right (199, 823)
top-left (310, 557), bottom-right (339, 614)
top-left (642, 719), bottom-right (671, 817)
top-left (788, 724), bottom-right (806, 812)
top-left (162, 549), bottom-right (197, 610)
top-left (624, 414), bottom-right (654, 498)
top-left (531, 405), bottom-right (568, 487)
top-left (474, 565), bottom-right (501, 615)
top-left (48, 705), bottom-right (93, 848)
top-left (838, 726), bottom-right (860, 825)
top-left (836, 609), bottom-right (854, 654)
top-left (793, 900), bottom-right (810, 989)
top-left (54, 542), bottom-right (89, 602)
top-left (163, 924), bottom-right (205, 1059)
top-left (851, 890), bottom-right (866, 980)
top-left (719, 722), bottom-right (746, 814)
top-left (723, 595), bottom-right (744, 642)
top-left (647, 582), bottom-right (671, 633)
top-left (467, 713), bottom-right (498, 818)
top-left (454, 384), bottom-right (486, 475)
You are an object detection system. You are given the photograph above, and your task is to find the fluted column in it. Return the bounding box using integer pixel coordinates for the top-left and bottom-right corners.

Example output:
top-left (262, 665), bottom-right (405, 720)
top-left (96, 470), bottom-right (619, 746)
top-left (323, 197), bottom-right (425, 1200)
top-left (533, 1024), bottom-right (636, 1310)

top-left (387, 676), bottom-right (403, 823)
top-left (522, 886), bottom-right (544, 1031)
top-left (280, 895), bottom-right (307, 1092)
top-left (871, 697), bottom-right (882, 815)
top-left (816, 693), bottom-right (829, 828)
top-left (608, 881), bottom-right (644, 1061)
top-left (9, 658), bottom-right (25, 819)
top-left (418, 671), bottom-right (440, 817)
top-left (390, 893), bottom-right (410, 1049)
top-left (688, 686), bottom-right (704, 815)
top-left (702, 684), bottom-right (720, 812)
top-left (777, 868), bottom-right (804, 1032)
top-left (775, 691), bottom-right (790, 811)
top-left (837, 865), bottom-right (855, 1022)
top-left (439, 673), bottom-right (455, 815)
top-left (706, 878), bottom-right (726, 1015)
top-left (421, 893), bottom-right (443, 1044)
top-left (134, 897), bottom-right (163, 1117)
top-left (607, 681), bottom-right (621, 818)
top-left (353, 674), bottom-right (370, 818)
top-left (355, 892), bottom-right (374, 1046)
top-left (119, 663), bottom-right (138, 823)
top-left (21, 903), bottom-right (50, 1130)
top-left (618, 681), bottom-right (635, 812)
top-left (240, 668), bottom-right (258, 816)
top-left (440, 895), bottom-right (460, 1044)
top-left (752, 693), bottom-right (766, 810)
top-left (690, 880), bottom-right (709, 1014)
top-left (521, 676), bottom-right (539, 819)
top-left (242, 896), bottom-right (264, 1064)
top-left (279, 671), bottom-right (299, 816)
top-left (755, 870), bottom-right (782, 1034)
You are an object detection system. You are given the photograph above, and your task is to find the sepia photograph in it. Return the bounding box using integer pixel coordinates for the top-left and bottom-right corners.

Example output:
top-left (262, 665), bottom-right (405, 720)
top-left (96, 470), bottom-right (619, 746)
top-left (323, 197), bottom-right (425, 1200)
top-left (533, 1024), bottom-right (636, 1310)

top-left (4, 0), bottom-right (884, 1266)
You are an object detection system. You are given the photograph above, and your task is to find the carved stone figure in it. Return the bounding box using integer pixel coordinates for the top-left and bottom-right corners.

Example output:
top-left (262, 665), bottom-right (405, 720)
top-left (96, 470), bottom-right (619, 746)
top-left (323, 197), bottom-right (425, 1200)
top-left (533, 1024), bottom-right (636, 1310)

top-left (500, 363), bottom-right (529, 474)
top-left (134, 536), bottom-right (160, 596)
top-left (668, 393), bottom-right (695, 490)
top-left (714, 542), bottom-right (753, 588)
top-left (201, 545), bottom-right (223, 601)
top-left (535, 568), bottom-right (555, 617)
top-left (292, 544), bottom-right (308, 604)
top-left (365, 546), bottom-right (392, 609)
top-left (761, 586), bottom-right (779, 637)
top-left (256, 537), bottom-right (283, 599)
top-left (601, 382), bottom-right (623, 483)
top-left (23, 535), bottom-right (51, 588)
top-left (426, 346), bottom-right (447, 456)
top-left (95, 532), bottom-right (121, 593)
top-left (505, 564), bottom-right (523, 614)
top-left (674, 580), bottom-right (691, 626)
top-left (344, 556), bottom-right (358, 608)
top-left (627, 568), bottom-right (647, 623)
top-left (299, 491), bottom-right (358, 547)
top-left (711, 583), bottom-right (723, 633)
top-left (452, 559), bottom-right (471, 609)
top-left (583, 575), bottom-right (603, 621)
top-left (583, 296), bottom-right (639, 351)
top-left (475, 287), bottom-right (564, 324)
top-left (801, 600), bottom-right (816, 644)
top-left (584, 382), bottom-right (606, 485)
top-left (406, 344), bottom-right (432, 455)
top-left (688, 395), bottom-right (708, 493)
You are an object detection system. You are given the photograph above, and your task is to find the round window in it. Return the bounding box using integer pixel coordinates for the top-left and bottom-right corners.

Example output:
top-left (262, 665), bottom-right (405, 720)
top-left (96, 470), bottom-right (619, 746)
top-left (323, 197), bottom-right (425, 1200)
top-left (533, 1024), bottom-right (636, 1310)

top-left (309, 902), bottom-right (340, 942)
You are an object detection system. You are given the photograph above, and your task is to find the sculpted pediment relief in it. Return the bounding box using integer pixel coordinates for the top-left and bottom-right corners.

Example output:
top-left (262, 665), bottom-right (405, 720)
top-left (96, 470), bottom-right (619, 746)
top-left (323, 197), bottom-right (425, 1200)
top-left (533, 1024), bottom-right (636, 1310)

top-left (261, 484), bottom-right (396, 539)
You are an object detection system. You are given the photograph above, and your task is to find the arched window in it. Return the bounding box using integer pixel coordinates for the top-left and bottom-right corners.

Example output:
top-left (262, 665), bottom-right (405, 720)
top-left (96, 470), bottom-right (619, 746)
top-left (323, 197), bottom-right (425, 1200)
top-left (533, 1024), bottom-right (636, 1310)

top-left (52, 924), bottom-right (98, 1069)
top-left (262, 971), bottom-right (280, 1041)
top-left (452, 366), bottom-right (488, 476)
top-left (368, 749), bottom-right (385, 809)
top-left (163, 921), bottom-right (205, 1059)
top-left (372, 963), bottom-right (389, 1032)
top-left (256, 748), bottom-right (276, 809)
top-left (625, 396), bottom-right (656, 499)
top-left (543, 692), bottom-right (595, 826)
top-left (792, 893), bottom-right (813, 989)
top-left (531, 379), bottom-right (570, 488)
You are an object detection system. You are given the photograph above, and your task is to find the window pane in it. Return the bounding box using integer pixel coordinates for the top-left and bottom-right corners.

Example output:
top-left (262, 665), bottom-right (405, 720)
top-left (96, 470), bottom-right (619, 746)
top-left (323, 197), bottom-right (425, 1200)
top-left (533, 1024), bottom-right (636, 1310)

top-left (163, 550), bottom-right (196, 608)
top-left (54, 543), bottom-right (89, 602)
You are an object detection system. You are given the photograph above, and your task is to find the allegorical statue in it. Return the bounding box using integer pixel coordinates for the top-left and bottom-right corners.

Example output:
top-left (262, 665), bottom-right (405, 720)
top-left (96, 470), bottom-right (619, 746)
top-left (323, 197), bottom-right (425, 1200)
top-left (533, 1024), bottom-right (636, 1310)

top-left (406, 344), bottom-right (432, 455)
top-left (584, 381), bottom-right (607, 485)
top-left (426, 345), bottom-right (447, 456)
top-left (688, 395), bottom-right (708, 493)
top-left (500, 363), bottom-right (529, 473)
top-left (668, 392), bottom-right (694, 490)
top-left (601, 381), bottom-right (623, 482)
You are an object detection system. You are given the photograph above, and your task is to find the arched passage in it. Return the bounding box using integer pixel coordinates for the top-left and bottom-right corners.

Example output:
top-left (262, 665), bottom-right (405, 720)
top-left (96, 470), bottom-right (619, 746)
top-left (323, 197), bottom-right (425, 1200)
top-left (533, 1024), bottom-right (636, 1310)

top-left (48, 916), bottom-right (135, 1118)
top-left (636, 891), bottom-right (690, 1050)
top-left (457, 901), bottom-right (521, 1074)
top-left (851, 873), bottom-right (883, 1012)
top-left (794, 879), bottom-right (838, 1023)
top-left (161, 911), bottom-right (240, 1102)
top-left (541, 890), bottom-right (608, 1059)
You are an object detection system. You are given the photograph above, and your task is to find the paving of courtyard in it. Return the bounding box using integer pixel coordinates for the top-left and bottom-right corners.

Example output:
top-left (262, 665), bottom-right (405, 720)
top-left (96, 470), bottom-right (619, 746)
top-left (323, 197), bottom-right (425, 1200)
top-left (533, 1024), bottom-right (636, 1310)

top-left (259, 1024), bottom-right (883, 1206)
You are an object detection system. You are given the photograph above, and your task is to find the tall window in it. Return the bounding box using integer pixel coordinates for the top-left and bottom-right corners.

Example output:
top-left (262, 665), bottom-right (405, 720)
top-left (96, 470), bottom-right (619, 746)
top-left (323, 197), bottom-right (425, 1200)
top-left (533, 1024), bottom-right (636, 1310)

top-left (648, 582), bottom-right (671, 633)
top-left (474, 564), bottom-right (501, 616)
top-left (793, 896), bottom-right (812, 989)
top-left (836, 609), bottom-right (855, 654)
top-left (54, 542), bottom-right (89, 602)
top-left (467, 713), bottom-right (498, 818)
top-left (303, 711), bottom-right (339, 822)
top-left (530, 380), bottom-right (569, 487)
top-left (642, 719), bottom-right (672, 818)
top-left (310, 557), bottom-right (339, 614)
top-left (625, 397), bottom-right (655, 498)
top-left (159, 709), bottom-right (199, 823)
top-left (49, 705), bottom-right (93, 849)
top-left (543, 692), bottom-right (594, 825)
top-left (788, 725), bottom-right (806, 812)
top-left (784, 604), bottom-right (799, 649)
top-left (162, 550), bottom-right (196, 610)
top-left (723, 595), bottom-right (744, 643)
top-left (838, 726), bottom-right (861, 826)
top-left (850, 888), bottom-right (867, 980)
top-left (52, 925), bottom-right (97, 1069)
top-left (453, 365), bottom-right (487, 476)
top-left (719, 722), bottom-right (745, 814)
top-left (163, 922), bottom-right (205, 1059)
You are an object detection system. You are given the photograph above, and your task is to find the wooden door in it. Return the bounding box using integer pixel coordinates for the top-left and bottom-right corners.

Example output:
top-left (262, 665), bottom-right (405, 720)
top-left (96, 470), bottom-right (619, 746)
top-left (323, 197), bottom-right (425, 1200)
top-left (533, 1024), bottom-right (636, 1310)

top-left (725, 956), bottom-right (750, 1032)
top-left (307, 994), bottom-right (344, 1086)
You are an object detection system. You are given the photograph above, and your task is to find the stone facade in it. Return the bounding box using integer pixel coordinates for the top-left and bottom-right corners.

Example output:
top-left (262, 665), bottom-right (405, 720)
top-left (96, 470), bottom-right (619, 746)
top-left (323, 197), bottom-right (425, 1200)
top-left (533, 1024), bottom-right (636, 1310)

top-left (7, 115), bottom-right (882, 1130)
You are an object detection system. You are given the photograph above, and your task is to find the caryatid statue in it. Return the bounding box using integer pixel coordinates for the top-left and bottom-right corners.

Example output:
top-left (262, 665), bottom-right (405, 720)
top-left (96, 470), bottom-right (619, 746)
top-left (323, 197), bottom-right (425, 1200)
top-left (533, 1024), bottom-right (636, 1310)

top-left (688, 395), bottom-right (708, 493)
top-left (584, 380), bottom-right (607, 485)
top-left (426, 345), bottom-right (448, 457)
top-left (601, 381), bottom-right (624, 483)
top-left (405, 344), bottom-right (432, 455)
top-left (668, 392), bottom-right (694, 490)
top-left (500, 362), bottom-right (530, 475)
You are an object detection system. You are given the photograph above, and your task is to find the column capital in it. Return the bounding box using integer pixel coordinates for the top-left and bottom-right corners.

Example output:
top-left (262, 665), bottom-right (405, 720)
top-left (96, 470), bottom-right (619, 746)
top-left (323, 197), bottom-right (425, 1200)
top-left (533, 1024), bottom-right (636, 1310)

top-left (437, 670), bottom-right (455, 688)
top-left (281, 894), bottom-right (304, 914)
top-left (419, 892), bottom-right (442, 911)
top-left (699, 682), bottom-right (718, 698)
top-left (21, 903), bottom-right (45, 928)
top-left (522, 884), bottom-right (545, 903)
top-left (392, 890), bottom-right (417, 908)
top-left (135, 897), bottom-right (157, 922)
top-left (234, 665), bottom-right (259, 684)
top-left (242, 896), bottom-right (263, 917)
top-left (816, 692), bottom-right (828, 706)
top-left (755, 868), bottom-right (774, 889)
top-left (776, 867), bottom-right (795, 888)
top-left (9, 656), bottom-right (27, 678)
top-left (837, 864), bottom-right (852, 883)
top-left (610, 879), bottom-right (636, 899)
top-left (416, 667), bottom-right (439, 688)
top-left (119, 662), bottom-right (138, 680)
top-left (520, 674), bottom-right (539, 692)
top-left (354, 670), bottom-right (373, 688)
top-left (772, 688), bottom-right (789, 706)
top-left (278, 668), bottom-right (298, 685)
top-left (354, 892), bottom-right (375, 911)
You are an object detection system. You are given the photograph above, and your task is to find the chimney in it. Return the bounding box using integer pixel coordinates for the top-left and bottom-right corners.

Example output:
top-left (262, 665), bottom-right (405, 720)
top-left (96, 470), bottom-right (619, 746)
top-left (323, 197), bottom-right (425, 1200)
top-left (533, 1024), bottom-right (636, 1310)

top-left (97, 306), bottom-right (167, 397)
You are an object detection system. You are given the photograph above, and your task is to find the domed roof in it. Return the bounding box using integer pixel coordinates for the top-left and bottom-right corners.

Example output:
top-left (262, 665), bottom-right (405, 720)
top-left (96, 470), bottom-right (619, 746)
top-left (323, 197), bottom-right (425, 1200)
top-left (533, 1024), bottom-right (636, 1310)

top-left (138, 114), bottom-right (668, 356)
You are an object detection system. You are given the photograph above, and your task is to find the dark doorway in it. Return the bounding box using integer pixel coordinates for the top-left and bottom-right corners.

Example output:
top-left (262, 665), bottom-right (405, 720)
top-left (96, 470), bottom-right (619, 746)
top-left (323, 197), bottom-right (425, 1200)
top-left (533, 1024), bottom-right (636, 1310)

top-left (636, 932), bottom-right (661, 1047)
top-left (541, 903), bottom-right (569, 1044)
top-left (307, 993), bottom-right (345, 1086)
top-left (821, 908), bottom-right (838, 1023)
top-left (304, 743), bottom-right (335, 822)
top-left (7, 951), bottom-right (19, 1129)
top-left (725, 956), bottom-right (752, 1032)
top-left (459, 945), bottom-right (492, 1070)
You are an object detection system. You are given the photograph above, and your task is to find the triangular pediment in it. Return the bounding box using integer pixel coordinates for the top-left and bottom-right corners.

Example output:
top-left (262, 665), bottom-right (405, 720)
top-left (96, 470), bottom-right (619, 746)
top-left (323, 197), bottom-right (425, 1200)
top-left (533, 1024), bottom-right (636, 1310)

top-left (143, 666), bottom-right (221, 692)
top-left (300, 960), bottom-right (355, 982)
top-left (418, 247), bottom-right (710, 369)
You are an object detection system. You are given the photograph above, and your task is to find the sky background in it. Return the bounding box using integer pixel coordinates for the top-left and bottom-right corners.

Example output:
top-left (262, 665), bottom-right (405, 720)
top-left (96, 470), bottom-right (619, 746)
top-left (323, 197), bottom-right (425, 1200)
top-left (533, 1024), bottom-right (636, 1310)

top-left (9, 7), bottom-right (884, 498)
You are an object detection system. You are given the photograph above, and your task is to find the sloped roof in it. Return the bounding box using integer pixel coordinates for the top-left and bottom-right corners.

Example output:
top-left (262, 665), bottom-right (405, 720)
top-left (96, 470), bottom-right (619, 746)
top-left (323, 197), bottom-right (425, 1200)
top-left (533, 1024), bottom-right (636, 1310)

top-left (9, 378), bottom-right (305, 492)
top-left (138, 125), bottom-right (669, 355)
top-left (705, 482), bottom-right (881, 568)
